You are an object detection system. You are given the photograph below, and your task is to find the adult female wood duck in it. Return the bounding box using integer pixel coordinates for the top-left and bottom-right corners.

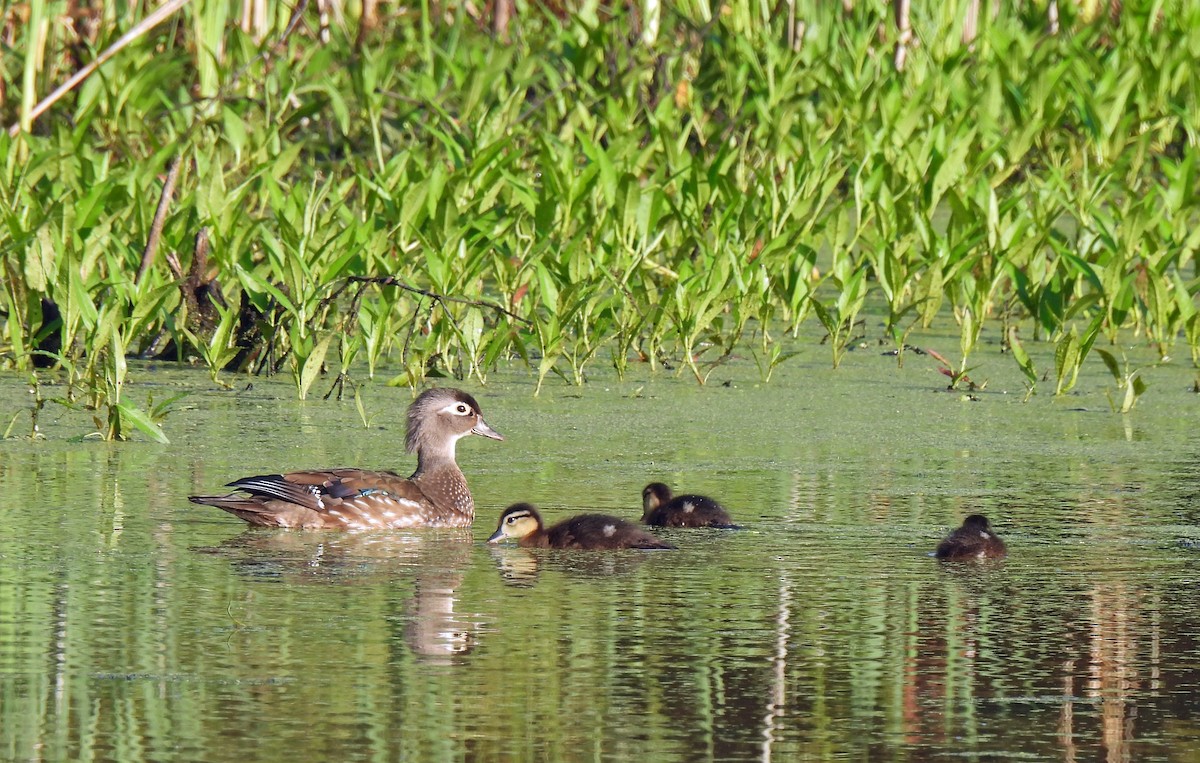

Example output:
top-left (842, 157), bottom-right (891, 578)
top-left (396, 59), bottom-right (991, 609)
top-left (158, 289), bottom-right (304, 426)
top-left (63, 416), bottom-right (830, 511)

top-left (935, 514), bottom-right (1007, 560)
top-left (641, 482), bottom-right (736, 528)
top-left (487, 503), bottom-right (674, 550)
top-left (189, 387), bottom-right (503, 529)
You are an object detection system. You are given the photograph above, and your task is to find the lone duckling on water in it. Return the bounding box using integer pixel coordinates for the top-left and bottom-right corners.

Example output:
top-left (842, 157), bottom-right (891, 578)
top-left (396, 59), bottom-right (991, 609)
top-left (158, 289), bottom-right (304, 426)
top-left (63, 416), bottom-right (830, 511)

top-left (935, 514), bottom-right (1007, 560)
top-left (189, 387), bottom-right (503, 529)
top-left (488, 503), bottom-right (674, 550)
top-left (641, 482), bottom-right (736, 528)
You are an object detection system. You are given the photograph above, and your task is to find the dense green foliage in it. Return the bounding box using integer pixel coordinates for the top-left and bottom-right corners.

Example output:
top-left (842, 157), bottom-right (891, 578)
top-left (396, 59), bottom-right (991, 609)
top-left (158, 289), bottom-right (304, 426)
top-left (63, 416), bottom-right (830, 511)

top-left (1, 1), bottom-right (1199, 432)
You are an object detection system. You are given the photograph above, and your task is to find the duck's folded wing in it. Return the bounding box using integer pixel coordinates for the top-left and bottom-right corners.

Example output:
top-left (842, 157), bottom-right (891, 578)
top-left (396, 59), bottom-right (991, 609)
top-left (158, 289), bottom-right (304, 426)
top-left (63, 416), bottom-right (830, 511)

top-left (191, 469), bottom-right (451, 528)
top-left (226, 469), bottom-right (420, 508)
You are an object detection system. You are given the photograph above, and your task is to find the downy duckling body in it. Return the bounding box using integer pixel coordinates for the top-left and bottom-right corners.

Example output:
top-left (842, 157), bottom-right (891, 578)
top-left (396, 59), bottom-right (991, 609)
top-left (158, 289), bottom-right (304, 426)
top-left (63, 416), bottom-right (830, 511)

top-left (488, 503), bottom-right (674, 550)
top-left (935, 514), bottom-right (1007, 560)
top-left (641, 482), bottom-right (736, 528)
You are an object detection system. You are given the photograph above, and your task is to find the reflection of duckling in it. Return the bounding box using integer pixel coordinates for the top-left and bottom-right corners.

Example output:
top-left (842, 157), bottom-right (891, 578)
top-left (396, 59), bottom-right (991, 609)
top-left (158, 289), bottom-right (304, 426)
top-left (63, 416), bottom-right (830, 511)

top-left (487, 545), bottom-right (542, 586)
top-left (487, 503), bottom-right (674, 550)
top-left (935, 515), bottom-right (1007, 560)
top-left (641, 482), bottom-right (736, 528)
top-left (189, 388), bottom-right (503, 528)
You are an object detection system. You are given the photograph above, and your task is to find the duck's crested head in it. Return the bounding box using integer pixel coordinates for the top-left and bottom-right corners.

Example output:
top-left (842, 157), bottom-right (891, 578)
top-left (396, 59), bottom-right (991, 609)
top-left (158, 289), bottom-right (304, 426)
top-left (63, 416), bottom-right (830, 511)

top-left (962, 514), bottom-right (992, 530)
top-left (405, 388), bottom-right (504, 455)
top-left (487, 503), bottom-right (544, 543)
top-left (641, 483), bottom-right (673, 516)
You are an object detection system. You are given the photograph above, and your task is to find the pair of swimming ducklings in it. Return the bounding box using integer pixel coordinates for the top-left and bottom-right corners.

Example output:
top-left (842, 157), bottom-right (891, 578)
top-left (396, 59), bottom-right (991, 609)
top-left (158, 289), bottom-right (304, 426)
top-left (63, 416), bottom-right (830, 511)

top-left (487, 483), bottom-right (735, 550)
top-left (189, 388), bottom-right (1005, 559)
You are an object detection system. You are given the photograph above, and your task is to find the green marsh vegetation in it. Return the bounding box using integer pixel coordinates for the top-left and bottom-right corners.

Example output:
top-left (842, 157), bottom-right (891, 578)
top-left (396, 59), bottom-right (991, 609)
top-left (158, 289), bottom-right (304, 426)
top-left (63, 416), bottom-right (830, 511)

top-left (1, 0), bottom-right (1198, 439)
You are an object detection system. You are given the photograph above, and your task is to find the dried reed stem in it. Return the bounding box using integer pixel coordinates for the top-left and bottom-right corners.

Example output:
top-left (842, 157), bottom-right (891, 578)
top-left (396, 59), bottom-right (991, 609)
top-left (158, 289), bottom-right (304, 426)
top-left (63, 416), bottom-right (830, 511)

top-left (493, 0), bottom-right (512, 42)
top-left (893, 0), bottom-right (912, 71)
top-left (356, 0), bottom-right (378, 50)
top-left (963, 0), bottom-right (980, 46)
top-left (641, 0), bottom-right (659, 45)
top-left (8, 0), bottom-right (195, 136)
top-left (137, 155), bottom-right (184, 285)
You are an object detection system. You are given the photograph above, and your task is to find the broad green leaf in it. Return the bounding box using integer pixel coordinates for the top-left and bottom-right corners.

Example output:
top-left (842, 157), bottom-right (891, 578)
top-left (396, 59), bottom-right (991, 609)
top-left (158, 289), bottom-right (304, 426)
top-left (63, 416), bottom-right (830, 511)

top-left (1096, 349), bottom-right (1121, 381)
top-left (24, 227), bottom-right (56, 292)
top-left (298, 334), bottom-right (334, 401)
top-left (115, 402), bottom-right (170, 444)
top-left (222, 105), bottom-right (248, 158)
top-left (1054, 327), bottom-right (1080, 396)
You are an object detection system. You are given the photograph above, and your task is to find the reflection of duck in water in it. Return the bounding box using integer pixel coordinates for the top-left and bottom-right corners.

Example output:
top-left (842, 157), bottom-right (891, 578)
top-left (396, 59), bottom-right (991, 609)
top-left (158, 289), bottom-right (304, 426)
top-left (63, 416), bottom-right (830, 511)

top-left (487, 544), bottom-right (542, 587)
top-left (641, 482), bottom-right (737, 528)
top-left (935, 515), bottom-right (1007, 560)
top-left (486, 541), bottom-right (660, 584)
top-left (404, 570), bottom-right (476, 663)
top-left (189, 388), bottom-right (503, 529)
top-left (198, 529), bottom-right (479, 662)
top-left (487, 504), bottom-right (674, 550)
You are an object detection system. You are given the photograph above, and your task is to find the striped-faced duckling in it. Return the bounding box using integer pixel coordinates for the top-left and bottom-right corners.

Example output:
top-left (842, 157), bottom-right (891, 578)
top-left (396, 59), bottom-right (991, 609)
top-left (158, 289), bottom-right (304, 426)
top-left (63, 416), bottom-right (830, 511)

top-left (935, 514), bottom-right (1007, 560)
top-left (641, 482), bottom-right (736, 528)
top-left (189, 388), bottom-right (503, 529)
top-left (488, 503), bottom-right (674, 550)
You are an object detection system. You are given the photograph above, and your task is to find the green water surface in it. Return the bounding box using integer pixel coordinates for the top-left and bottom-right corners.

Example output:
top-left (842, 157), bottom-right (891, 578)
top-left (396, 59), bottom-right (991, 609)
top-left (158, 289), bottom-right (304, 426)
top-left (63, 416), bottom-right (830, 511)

top-left (3, 346), bottom-right (1200, 761)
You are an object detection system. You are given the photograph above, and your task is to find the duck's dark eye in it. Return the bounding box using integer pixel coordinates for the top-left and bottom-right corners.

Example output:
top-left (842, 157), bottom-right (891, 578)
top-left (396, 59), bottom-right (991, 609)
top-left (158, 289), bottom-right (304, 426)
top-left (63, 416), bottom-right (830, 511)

top-left (506, 515), bottom-right (517, 524)
top-left (455, 404), bottom-right (469, 414)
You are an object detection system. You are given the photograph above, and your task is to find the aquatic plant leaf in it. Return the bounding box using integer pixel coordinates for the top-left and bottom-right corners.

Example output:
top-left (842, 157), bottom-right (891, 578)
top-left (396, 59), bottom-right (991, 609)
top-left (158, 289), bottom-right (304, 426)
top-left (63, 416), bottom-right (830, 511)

top-left (298, 334), bottom-right (334, 401)
top-left (23, 227), bottom-right (56, 293)
top-left (114, 402), bottom-right (169, 444)
top-left (1007, 327), bottom-right (1037, 386)
top-left (1096, 349), bottom-right (1121, 382)
top-left (1054, 327), bottom-right (1080, 396)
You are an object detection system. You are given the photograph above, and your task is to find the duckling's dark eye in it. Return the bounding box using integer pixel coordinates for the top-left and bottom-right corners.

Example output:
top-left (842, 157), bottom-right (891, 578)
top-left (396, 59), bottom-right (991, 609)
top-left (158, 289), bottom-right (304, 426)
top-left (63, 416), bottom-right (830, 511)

top-left (455, 404), bottom-right (469, 414)
top-left (506, 515), bottom-right (518, 524)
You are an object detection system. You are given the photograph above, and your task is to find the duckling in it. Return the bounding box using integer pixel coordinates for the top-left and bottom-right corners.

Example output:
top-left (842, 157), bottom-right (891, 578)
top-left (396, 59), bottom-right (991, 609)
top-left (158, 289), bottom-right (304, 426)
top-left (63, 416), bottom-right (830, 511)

top-left (935, 514), bottom-right (1007, 560)
top-left (189, 387), bottom-right (503, 529)
top-left (487, 503), bottom-right (674, 550)
top-left (641, 482), bottom-right (736, 528)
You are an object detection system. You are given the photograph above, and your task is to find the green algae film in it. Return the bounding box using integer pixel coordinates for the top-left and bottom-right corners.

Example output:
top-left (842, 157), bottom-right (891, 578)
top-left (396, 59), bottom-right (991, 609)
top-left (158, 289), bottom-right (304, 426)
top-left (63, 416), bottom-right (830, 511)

top-left (2, 357), bottom-right (1200, 761)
